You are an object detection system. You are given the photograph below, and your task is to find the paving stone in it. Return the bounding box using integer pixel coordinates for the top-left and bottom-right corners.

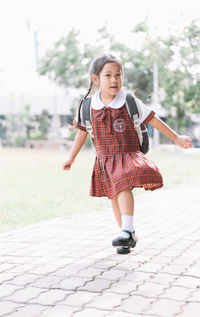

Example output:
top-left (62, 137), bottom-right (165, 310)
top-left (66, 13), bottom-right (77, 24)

top-left (0, 272), bottom-right (15, 283)
top-left (124, 271), bottom-right (152, 283)
top-left (73, 308), bottom-right (109, 317)
top-left (29, 289), bottom-right (71, 305)
top-left (184, 267), bottom-right (200, 278)
top-left (30, 264), bottom-right (60, 275)
top-left (41, 304), bottom-right (79, 317)
top-left (49, 257), bottom-right (75, 266)
top-left (52, 266), bottom-right (81, 278)
top-left (0, 301), bottom-right (22, 316)
top-left (4, 286), bottom-right (45, 304)
top-left (72, 258), bottom-right (98, 268)
top-left (0, 263), bottom-right (16, 272)
top-left (139, 248), bottom-right (161, 257)
top-left (57, 277), bottom-right (89, 290)
top-left (31, 275), bottom-right (64, 289)
top-left (78, 267), bottom-right (103, 278)
top-left (177, 302), bottom-right (200, 317)
top-left (159, 285), bottom-right (193, 301)
top-left (86, 292), bottom-right (128, 310)
top-left (160, 264), bottom-right (187, 275)
top-left (106, 279), bottom-right (138, 294)
top-left (99, 269), bottom-right (128, 281)
top-left (174, 276), bottom-right (200, 289)
top-left (160, 249), bottom-right (182, 257)
top-left (3, 256), bottom-right (35, 265)
top-left (106, 312), bottom-right (135, 317)
top-left (94, 260), bottom-right (116, 270)
top-left (125, 254), bottom-right (152, 263)
top-left (0, 283), bottom-right (22, 298)
top-left (8, 274), bottom-right (42, 286)
top-left (1, 182), bottom-right (200, 316)
top-left (78, 278), bottom-right (111, 293)
top-left (116, 294), bottom-right (150, 314)
top-left (148, 255), bottom-right (173, 265)
top-left (60, 291), bottom-right (99, 307)
top-left (88, 249), bottom-right (115, 260)
top-left (8, 304), bottom-right (47, 317)
top-left (172, 257), bottom-right (195, 266)
top-left (188, 289), bottom-right (200, 302)
top-left (149, 272), bottom-right (178, 285)
top-left (11, 262), bottom-right (37, 272)
top-left (145, 298), bottom-right (182, 316)
top-left (133, 282), bottom-right (166, 298)
top-left (113, 261), bottom-right (140, 271)
top-left (136, 262), bottom-right (164, 273)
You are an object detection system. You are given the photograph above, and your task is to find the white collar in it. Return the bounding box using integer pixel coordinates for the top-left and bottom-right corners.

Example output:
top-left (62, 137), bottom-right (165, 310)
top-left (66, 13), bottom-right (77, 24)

top-left (91, 89), bottom-right (126, 110)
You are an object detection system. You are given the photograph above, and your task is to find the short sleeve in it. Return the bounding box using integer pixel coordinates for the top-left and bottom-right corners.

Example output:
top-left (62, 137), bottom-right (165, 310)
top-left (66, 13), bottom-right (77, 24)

top-left (74, 107), bottom-right (87, 132)
top-left (135, 97), bottom-right (155, 125)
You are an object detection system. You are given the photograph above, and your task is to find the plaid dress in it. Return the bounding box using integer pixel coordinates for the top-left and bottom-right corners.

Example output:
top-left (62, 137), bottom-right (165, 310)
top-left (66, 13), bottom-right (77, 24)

top-left (78, 104), bottom-right (163, 199)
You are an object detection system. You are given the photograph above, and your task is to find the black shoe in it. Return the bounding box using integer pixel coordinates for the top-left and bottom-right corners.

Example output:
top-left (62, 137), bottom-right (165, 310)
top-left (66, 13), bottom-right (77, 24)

top-left (117, 246), bottom-right (131, 254)
top-left (112, 230), bottom-right (136, 248)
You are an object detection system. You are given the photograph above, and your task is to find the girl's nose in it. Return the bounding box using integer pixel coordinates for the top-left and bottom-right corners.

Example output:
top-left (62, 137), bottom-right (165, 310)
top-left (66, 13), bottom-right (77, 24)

top-left (111, 76), bottom-right (117, 82)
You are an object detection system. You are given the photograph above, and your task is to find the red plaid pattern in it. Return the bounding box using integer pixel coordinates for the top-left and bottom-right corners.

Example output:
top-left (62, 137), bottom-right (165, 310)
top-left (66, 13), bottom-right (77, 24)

top-left (78, 104), bottom-right (163, 199)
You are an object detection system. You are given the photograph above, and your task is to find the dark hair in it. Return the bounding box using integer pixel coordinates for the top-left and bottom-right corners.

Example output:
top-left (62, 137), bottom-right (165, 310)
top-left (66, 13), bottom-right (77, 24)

top-left (76, 54), bottom-right (123, 126)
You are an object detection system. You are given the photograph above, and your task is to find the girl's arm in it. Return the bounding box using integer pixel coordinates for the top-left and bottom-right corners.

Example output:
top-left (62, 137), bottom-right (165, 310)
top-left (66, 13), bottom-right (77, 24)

top-left (149, 116), bottom-right (192, 149)
top-left (62, 129), bottom-right (88, 170)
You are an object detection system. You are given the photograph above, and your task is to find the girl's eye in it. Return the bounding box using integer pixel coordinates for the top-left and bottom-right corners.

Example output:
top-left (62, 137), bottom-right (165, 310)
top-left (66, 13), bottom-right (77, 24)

top-left (105, 74), bottom-right (110, 77)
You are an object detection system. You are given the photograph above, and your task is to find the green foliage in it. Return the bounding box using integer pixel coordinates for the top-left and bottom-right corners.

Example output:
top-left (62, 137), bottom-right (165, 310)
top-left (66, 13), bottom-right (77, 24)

top-left (37, 110), bottom-right (51, 137)
top-left (38, 29), bottom-right (92, 88)
top-left (30, 131), bottom-right (47, 140)
top-left (0, 119), bottom-right (6, 141)
top-left (84, 134), bottom-right (93, 148)
top-left (6, 133), bottom-right (26, 147)
top-left (5, 106), bottom-right (51, 146)
top-left (6, 104), bottom-right (35, 142)
top-left (68, 129), bottom-right (77, 141)
top-left (38, 19), bottom-right (200, 132)
top-left (69, 128), bottom-right (92, 148)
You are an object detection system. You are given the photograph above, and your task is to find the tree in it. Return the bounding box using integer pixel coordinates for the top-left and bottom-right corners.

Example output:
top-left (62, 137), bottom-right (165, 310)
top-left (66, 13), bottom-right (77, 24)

top-left (37, 20), bottom-right (200, 132)
top-left (160, 19), bottom-right (200, 129)
top-left (37, 110), bottom-right (51, 138)
top-left (38, 29), bottom-right (97, 89)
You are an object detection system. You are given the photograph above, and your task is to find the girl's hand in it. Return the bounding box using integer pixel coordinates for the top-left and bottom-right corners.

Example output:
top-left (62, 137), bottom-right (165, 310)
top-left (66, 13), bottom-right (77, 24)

top-left (62, 158), bottom-right (74, 170)
top-left (174, 135), bottom-right (192, 149)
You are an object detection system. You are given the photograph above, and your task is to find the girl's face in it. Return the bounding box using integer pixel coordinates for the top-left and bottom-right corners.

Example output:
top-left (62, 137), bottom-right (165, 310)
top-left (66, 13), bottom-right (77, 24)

top-left (92, 62), bottom-right (122, 100)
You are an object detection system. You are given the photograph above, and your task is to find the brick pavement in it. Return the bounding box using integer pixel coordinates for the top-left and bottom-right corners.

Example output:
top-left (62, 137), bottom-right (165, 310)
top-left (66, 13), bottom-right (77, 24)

top-left (0, 183), bottom-right (200, 317)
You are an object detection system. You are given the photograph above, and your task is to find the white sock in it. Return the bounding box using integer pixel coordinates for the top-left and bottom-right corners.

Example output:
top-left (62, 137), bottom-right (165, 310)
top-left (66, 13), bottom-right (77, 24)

top-left (119, 215), bottom-right (134, 238)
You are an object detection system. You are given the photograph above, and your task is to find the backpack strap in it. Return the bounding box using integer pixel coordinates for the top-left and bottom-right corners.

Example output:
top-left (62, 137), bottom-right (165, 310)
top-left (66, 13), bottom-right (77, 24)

top-left (125, 93), bottom-right (143, 146)
top-left (81, 97), bottom-right (94, 137)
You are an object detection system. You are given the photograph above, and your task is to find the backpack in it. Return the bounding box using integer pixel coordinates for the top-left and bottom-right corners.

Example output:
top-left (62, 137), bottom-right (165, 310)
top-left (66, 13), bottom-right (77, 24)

top-left (81, 92), bottom-right (149, 154)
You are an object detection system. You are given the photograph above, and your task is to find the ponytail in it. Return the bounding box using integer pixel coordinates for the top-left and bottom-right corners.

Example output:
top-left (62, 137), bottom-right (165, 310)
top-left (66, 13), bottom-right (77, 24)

top-left (76, 80), bottom-right (93, 127)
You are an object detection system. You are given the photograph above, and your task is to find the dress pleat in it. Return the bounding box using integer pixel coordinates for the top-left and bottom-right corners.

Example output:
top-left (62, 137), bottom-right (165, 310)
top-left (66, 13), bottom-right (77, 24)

top-left (90, 152), bottom-right (163, 198)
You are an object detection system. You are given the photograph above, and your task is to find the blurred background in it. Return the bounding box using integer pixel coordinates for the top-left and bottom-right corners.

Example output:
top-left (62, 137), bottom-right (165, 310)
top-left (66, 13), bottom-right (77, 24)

top-left (0, 0), bottom-right (200, 148)
top-left (0, 0), bottom-right (200, 232)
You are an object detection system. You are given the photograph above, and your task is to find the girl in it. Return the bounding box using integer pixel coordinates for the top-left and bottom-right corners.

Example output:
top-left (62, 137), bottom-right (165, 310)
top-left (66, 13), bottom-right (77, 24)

top-left (63, 54), bottom-right (192, 254)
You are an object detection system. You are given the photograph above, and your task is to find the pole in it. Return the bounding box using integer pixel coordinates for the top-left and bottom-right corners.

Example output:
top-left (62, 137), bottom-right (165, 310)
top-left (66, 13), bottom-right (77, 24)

top-left (153, 61), bottom-right (160, 147)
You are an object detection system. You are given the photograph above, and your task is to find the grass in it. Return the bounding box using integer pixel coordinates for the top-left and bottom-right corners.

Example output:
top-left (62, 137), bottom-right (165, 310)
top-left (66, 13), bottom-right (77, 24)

top-left (0, 147), bottom-right (199, 233)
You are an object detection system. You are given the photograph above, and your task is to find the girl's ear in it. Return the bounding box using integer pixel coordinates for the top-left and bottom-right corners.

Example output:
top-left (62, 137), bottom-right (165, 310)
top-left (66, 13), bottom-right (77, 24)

top-left (91, 74), bottom-right (99, 86)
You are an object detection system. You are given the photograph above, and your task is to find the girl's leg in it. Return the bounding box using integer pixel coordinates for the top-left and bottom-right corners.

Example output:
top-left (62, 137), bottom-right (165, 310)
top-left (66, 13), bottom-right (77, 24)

top-left (111, 195), bottom-right (122, 228)
top-left (112, 189), bottom-right (137, 254)
top-left (117, 189), bottom-right (134, 216)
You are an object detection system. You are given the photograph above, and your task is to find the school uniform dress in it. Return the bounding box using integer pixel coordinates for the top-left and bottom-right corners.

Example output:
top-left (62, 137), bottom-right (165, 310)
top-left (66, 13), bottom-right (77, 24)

top-left (77, 89), bottom-right (163, 199)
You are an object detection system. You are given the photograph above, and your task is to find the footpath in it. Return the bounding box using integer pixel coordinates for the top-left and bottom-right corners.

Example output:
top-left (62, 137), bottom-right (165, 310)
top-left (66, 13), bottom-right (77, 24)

top-left (0, 183), bottom-right (200, 317)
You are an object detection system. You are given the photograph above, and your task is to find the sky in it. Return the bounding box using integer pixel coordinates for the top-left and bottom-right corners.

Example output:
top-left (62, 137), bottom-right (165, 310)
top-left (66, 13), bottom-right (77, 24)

top-left (0, 0), bottom-right (200, 94)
